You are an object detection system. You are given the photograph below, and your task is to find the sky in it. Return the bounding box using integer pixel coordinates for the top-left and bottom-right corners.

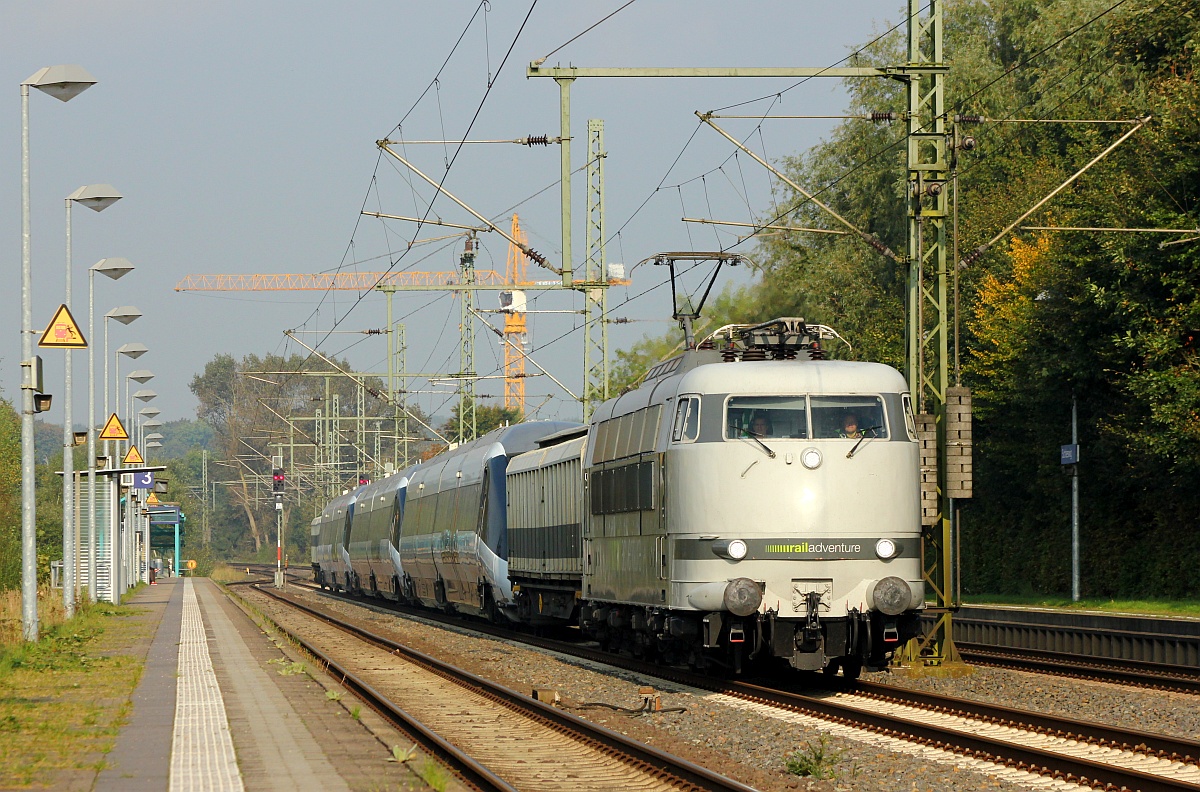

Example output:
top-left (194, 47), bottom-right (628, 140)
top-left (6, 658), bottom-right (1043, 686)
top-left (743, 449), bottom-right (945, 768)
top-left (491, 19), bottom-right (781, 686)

top-left (2, 1), bottom-right (902, 436)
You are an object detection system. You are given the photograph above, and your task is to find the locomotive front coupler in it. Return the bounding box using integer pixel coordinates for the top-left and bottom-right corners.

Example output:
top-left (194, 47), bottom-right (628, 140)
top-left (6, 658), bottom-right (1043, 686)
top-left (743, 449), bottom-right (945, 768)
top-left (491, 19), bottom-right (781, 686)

top-left (803, 590), bottom-right (823, 642)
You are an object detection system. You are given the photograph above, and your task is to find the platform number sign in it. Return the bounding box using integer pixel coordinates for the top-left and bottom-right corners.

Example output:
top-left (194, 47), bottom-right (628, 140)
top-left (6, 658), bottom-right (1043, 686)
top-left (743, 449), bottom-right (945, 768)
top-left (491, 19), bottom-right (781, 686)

top-left (132, 471), bottom-right (155, 490)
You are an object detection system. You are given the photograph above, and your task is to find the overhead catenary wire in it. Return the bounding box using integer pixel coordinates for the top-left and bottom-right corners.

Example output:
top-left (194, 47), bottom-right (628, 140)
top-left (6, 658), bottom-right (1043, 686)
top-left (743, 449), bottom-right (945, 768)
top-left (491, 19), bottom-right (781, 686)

top-left (276, 0), bottom-right (1154, 451)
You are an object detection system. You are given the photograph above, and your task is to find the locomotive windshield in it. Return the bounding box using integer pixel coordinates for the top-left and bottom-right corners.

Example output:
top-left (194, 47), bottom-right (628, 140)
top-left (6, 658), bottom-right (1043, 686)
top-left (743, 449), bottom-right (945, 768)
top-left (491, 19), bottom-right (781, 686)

top-left (725, 396), bottom-right (808, 439)
top-left (725, 395), bottom-right (889, 440)
top-left (810, 395), bottom-right (888, 438)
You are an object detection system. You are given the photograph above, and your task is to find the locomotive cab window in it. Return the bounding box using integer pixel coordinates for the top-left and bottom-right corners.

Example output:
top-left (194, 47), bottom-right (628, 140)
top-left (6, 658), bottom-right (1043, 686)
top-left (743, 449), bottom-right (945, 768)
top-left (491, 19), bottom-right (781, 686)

top-left (810, 395), bottom-right (888, 439)
top-left (725, 396), bottom-right (808, 439)
top-left (672, 396), bottom-right (701, 443)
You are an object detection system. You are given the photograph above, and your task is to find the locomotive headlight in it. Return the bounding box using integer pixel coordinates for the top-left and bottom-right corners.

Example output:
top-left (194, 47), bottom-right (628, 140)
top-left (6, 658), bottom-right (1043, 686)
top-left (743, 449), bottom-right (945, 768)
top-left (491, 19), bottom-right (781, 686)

top-left (868, 576), bottom-right (912, 615)
top-left (712, 538), bottom-right (749, 561)
top-left (800, 447), bottom-right (822, 469)
top-left (875, 538), bottom-right (898, 559)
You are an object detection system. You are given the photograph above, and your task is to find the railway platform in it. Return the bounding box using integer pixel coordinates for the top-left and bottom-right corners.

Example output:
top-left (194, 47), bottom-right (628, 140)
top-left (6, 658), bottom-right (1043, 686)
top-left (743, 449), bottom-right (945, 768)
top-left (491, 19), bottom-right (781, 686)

top-left (90, 575), bottom-right (420, 792)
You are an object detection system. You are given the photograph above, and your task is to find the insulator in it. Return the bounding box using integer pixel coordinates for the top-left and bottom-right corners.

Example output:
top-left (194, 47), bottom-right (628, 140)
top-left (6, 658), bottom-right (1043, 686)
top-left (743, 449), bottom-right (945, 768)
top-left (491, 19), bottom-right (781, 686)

top-left (870, 111), bottom-right (898, 123)
top-left (524, 134), bottom-right (550, 146)
top-left (953, 114), bottom-right (983, 125)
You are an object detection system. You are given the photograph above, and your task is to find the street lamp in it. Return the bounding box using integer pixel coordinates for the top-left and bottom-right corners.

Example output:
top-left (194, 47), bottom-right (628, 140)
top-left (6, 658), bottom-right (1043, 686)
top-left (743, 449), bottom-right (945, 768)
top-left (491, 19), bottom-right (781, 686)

top-left (144, 432), bottom-right (164, 449)
top-left (139, 418), bottom-right (164, 452)
top-left (103, 309), bottom-right (141, 418)
top-left (62, 185), bottom-right (121, 618)
top-left (126, 376), bottom-right (153, 440)
top-left (87, 259), bottom-right (133, 603)
top-left (21, 64), bottom-right (96, 641)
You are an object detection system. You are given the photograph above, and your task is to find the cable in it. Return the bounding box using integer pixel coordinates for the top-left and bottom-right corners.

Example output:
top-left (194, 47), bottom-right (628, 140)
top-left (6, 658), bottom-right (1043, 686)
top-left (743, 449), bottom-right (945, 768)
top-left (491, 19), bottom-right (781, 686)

top-left (536, 0), bottom-right (641, 64)
top-left (709, 4), bottom-right (925, 114)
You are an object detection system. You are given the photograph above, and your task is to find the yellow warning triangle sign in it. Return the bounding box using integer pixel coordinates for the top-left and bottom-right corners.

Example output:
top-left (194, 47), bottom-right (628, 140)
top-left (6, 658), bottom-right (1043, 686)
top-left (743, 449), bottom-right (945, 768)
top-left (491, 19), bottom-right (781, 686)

top-left (123, 445), bottom-right (144, 465)
top-left (99, 413), bottom-right (129, 441)
top-left (145, 492), bottom-right (160, 506)
top-left (38, 304), bottom-right (88, 349)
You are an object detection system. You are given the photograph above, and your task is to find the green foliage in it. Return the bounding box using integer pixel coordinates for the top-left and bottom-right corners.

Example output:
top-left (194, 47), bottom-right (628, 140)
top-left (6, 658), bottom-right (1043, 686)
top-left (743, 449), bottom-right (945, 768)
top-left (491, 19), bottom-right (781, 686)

top-left (158, 419), bottom-right (214, 458)
top-left (607, 0), bottom-right (1200, 598)
top-left (439, 397), bottom-right (522, 444)
top-left (0, 400), bottom-right (21, 591)
top-left (784, 734), bottom-right (845, 779)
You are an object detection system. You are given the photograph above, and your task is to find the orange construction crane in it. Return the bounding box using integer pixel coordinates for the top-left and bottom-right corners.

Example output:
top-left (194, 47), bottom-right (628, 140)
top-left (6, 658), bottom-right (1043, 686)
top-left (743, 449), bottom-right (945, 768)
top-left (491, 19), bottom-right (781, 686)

top-left (502, 216), bottom-right (529, 415)
top-left (175, 225), bottom-right (629, 417)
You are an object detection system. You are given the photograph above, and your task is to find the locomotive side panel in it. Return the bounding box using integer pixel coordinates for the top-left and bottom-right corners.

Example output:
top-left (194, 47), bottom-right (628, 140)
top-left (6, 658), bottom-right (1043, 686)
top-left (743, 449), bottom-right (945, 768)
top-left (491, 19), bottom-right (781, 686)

top-left (400, 458), bottom-right (449, 606)
top-left (506, 435), bottom-right (586, 623)
top-left (346, 482), bottom-right (381, 594)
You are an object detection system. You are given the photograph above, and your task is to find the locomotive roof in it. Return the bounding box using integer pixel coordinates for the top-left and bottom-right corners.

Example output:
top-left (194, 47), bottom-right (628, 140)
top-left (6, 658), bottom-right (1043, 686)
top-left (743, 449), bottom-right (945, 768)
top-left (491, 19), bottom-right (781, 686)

top-left (591, 353), bottom-right (907, 424)
top-left (678, 358), bottom-right (908, 394)
top-left (441, 420), bottom-right (583, 459)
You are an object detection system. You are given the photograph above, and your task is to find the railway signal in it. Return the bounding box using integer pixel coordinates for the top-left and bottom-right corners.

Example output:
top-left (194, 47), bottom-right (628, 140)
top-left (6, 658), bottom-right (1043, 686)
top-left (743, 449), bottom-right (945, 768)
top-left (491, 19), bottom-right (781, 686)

top-left (272, 468), bottom-right (285, 493)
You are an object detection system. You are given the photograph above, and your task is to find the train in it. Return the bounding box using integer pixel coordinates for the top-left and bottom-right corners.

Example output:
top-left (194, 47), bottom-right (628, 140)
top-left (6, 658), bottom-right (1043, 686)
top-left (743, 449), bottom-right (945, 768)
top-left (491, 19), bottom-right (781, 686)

top-left (311, 317), bottom-right (925, 678)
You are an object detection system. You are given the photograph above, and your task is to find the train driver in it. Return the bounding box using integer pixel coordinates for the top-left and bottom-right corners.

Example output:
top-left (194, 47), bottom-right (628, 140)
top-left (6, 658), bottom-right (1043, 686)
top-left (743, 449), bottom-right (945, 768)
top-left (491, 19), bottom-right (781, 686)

top-left (750, 414), bottom-right (773, 437)
top-left (839, 413), bottom-right (862, 439)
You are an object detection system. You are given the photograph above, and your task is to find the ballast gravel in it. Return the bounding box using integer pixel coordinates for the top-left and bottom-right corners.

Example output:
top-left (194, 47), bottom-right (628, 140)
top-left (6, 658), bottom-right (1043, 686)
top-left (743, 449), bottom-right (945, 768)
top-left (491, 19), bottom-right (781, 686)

top-left (290, 589), bottom-right (1196, 792)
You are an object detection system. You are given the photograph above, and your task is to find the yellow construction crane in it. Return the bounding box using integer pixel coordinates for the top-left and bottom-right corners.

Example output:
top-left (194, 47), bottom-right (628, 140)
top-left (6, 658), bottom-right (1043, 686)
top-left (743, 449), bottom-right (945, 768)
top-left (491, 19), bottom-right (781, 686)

top-left (174, 217), bottom-right (629, 416)
top-left (501, 215), bottom-right (529, 415)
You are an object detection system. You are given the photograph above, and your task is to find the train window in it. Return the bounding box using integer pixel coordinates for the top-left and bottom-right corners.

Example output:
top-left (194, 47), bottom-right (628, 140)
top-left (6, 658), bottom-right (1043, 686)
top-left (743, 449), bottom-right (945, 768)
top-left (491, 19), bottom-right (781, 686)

top-left (810, 395), bottom-right (889, 439)
top-left (901, 393), bottom-right (919, 441)
top-left (640, 405), bottom-right (662, 453)
top-left (617, 410), bottom-right (644, 459)
top-left (725, 396), bottom-right (808, 439)
top-left (602, 418), bottom-right (620, 461)
top-left (672, 396), bottom-right (701, 443)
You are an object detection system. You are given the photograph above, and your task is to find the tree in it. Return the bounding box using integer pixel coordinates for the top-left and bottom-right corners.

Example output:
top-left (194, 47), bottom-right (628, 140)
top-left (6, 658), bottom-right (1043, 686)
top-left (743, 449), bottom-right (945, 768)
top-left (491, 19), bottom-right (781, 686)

top-left (439, 397), bottom-right (522, 444)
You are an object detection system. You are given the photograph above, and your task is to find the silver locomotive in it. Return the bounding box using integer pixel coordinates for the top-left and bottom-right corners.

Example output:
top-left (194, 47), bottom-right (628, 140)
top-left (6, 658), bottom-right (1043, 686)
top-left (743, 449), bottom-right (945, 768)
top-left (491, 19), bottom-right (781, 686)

top-left (313, 317), bottom-right (924, 677)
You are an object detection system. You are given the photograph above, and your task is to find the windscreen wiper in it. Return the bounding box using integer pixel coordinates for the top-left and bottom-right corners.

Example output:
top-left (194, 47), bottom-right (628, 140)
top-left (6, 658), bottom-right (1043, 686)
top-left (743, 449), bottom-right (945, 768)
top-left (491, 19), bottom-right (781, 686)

top-left (743, 429), bottom-right (776, 458)
top-left (846, 426), bottom-right (883, 459)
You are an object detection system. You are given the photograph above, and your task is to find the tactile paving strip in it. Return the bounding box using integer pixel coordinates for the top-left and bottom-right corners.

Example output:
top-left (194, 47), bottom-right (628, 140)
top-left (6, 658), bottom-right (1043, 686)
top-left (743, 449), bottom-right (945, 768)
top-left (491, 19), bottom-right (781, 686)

top-left (169, 578), bottom-right (245, 792)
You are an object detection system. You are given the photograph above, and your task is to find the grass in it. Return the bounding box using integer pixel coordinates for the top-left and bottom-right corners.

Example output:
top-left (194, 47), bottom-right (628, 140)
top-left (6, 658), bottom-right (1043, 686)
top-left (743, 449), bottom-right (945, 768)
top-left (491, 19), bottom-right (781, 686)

top-left (209, 563), bottom-right (252, 584)
top-left (963, 595), bottom-right (1200, 617)
top-left (0, 586), bottom-right (150, 787)
top-left (784, 734), bottom-right (845, 779)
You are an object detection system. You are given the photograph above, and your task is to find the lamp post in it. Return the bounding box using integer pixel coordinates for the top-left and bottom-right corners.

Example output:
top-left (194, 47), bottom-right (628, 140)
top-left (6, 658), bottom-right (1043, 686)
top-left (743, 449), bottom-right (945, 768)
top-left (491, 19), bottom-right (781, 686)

top-left (139, 418), bottom-right (163, 452)
top-left (130, 388), bottom-right (157, 432)
top-left (143, 433), bottom-right (163, 460)
top-left (126, 371), bottom-right (153, 429)
top-left (127, 389), bottom-right (155, 589)
top-left (63, 186), bottom-right (121, 618)
top-left (104, 311), bottom-right (141, 421)
top-left (139, 409), bottom-right (161, 448)
top-left (87, 258), bottom-right (133, 602)
top-left (20, 64), bottom-right (96, 641)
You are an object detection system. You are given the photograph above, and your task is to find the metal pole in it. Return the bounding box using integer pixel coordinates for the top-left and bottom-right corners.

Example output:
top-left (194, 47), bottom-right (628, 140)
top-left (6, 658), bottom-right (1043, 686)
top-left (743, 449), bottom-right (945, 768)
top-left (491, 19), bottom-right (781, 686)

top-left (557, 77), bottom-right (574, 286)
top-left (87, 268), bottom-right (97, 601)
top-left (201, 448), bottom-right (209, 545)
top-left (20, 84), bottom-right (38, 641)
top-left (275, 503), bottom-right (283, 588)
top-left (1072, 394), bottom-right (1080, 602)
top-left (62, 198), bottom-right (75, 618)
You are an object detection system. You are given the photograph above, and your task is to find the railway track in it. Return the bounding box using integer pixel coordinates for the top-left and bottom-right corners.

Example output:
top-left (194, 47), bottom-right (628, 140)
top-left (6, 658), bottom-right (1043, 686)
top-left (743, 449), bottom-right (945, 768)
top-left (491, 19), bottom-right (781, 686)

top-left (267, 573), bottom-right (1200, 791)
top-left (958, 642), bottom-right (1200, 695)
top-left (228, 579), bottom-right (757, 792)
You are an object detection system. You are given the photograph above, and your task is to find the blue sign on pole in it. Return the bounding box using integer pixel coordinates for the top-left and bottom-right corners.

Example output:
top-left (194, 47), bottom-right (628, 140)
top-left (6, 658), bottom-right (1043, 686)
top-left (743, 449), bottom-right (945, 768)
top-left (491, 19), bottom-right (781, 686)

top-left (1060, 444), bottom-right (1079, 465)
top-left (132, 471), bottom-right (155, 490)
